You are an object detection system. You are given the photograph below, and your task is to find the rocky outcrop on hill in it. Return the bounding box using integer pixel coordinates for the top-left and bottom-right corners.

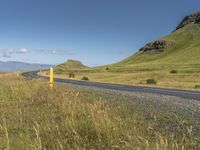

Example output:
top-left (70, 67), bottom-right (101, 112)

top-left (175, 11), bottom-right (200, 31)
top-left (139, 40), bottom-right (173, 53)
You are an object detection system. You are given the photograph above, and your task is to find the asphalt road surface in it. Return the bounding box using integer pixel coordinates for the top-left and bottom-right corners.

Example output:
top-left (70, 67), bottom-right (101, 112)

top-left (22, 71), bottom-right (200, 101)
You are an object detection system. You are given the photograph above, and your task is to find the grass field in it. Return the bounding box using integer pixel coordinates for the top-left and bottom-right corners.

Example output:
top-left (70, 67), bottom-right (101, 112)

top-left (41, 65), bottom-right (200, 91)
top-left (0, 74), bottom-right (200, 149)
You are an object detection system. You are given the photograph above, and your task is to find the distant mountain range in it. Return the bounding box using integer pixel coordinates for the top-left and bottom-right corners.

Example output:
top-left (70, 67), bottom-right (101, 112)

top-left (0, 61), bottom-right (52, 72)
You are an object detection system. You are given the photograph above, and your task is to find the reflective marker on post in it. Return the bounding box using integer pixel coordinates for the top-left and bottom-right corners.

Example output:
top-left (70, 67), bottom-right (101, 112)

top-left (50, 67), bottom-right (54, 89)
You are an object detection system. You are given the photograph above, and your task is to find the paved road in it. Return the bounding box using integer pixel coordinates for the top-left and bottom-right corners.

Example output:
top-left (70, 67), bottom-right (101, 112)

top-left (22, 71), bottom-right (200, 100)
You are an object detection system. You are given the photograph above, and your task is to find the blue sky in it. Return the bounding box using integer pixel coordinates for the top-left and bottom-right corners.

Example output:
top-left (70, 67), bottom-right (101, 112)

top-left (0, 0), bottom-right (200, 66)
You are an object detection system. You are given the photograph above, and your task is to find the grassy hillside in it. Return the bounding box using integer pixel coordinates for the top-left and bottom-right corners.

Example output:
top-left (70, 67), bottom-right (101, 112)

top-left (116, 24), bottom-right (200, 66)
top-left (42, 11), bottom-right (200, 90)
top-left (117, 11), bottom-right (200, 65)
top-left (0, 74), bottom-right (200, 149)
top-left (54, 59), bottom-right (89, 73)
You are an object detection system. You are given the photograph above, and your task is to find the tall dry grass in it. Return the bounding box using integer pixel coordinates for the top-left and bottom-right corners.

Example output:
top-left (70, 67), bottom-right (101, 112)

top-left (0, 75), bottom-right (199, 149)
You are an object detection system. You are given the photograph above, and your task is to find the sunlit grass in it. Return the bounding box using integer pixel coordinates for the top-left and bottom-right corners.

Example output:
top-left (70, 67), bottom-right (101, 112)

top-left (0, 75), bottom-right (199, 149)
top-left (41, 66), bottom-right (200, 90)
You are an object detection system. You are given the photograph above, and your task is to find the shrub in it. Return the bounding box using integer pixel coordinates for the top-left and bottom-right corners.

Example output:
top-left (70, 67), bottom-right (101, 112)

top-left (81, 76), bottom-right (89, 81)
top-left (57, 68), bottom-right (64, 72)
top-left (170, 70), bottom-right (178, 74)
top-left (69, 72), bottom-right (75, 78)
top-left (195, 85), bottom-right (200, 89)
top-left (106, 67), bottom-right (109, 70)
top-left (146, 79), bottom-right (157, 85)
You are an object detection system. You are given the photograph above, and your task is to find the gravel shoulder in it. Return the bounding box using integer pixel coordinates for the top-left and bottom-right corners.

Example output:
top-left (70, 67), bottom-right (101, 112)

top-left (61, 82), bottom-right (200, 113)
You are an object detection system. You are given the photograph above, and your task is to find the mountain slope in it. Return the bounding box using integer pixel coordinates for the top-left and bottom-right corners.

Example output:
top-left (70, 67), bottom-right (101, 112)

top-left (54, 59), bottom-right (89, 73)
top-left (115, 11), bottom-right (200, 66)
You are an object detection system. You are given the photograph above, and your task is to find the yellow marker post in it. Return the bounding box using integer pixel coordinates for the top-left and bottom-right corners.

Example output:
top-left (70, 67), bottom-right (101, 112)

top-left (16, 72), bottom-right (21, 77)
top-left (49, 67), bottom-right (54, 89)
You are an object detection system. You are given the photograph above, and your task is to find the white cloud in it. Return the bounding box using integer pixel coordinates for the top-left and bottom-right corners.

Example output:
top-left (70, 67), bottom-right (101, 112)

top-left (51, 50), bottom-right (57, 54)
top-left (0, 48), bottom-right (74, 58)
top-left (1, 48), bottom-right (28, 58)
top-left (35, 49), bottom-right (75, 55)
top-left (3, 52), bottom-right (12, 58)
top-left (2, 49), bottom-right (14, 58)
top-left (17, 48), bottom-right (28, 53)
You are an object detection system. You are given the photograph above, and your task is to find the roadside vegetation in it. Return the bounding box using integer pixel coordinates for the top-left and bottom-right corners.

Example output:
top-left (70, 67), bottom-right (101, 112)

top-left (69, 72), bottom-right (75, 78)
top-left (81, 76), bottom-right (89, 81)
top-left (146, 79), bottom-right (157, 85)
top-left (170, 70), bottom-right (178, 74)
top-left (40, 64), bottom-right (200, 91)
top-left (0, 74), bottom-right (199, 149)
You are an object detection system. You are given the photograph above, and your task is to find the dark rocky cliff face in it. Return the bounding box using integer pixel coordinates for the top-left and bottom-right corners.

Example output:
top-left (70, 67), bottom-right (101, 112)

top-left (175, 11), bottom-right (200, 31)
top-left (139, 41), bottom-right (173, 53)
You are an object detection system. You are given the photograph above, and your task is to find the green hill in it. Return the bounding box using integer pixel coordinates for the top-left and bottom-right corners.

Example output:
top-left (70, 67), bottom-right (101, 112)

top-left (54, 59), bottom-right (89, 73)
top-left (115, 11), bottom-right (200, 67)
